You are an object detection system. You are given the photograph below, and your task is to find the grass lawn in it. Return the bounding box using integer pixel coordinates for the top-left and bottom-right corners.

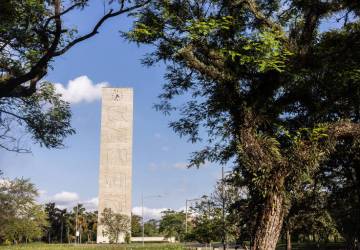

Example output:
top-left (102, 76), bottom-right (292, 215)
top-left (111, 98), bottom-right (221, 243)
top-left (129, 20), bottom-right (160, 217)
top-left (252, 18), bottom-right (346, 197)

top-left (0, 243), bottom-right (185, 250)
top-left (276, 242), bottom-right (346, 250)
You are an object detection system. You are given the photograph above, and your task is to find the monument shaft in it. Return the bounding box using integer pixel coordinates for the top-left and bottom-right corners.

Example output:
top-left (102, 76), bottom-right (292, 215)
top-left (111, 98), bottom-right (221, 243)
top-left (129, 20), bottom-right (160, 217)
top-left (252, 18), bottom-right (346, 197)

top-left (97, 88), bottom-right (133, 243)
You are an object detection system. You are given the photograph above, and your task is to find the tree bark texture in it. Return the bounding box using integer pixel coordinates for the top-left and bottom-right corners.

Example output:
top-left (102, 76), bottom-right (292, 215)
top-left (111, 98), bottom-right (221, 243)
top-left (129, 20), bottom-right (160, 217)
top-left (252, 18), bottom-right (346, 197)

top-left (253, 192), bottom-right (285, 250)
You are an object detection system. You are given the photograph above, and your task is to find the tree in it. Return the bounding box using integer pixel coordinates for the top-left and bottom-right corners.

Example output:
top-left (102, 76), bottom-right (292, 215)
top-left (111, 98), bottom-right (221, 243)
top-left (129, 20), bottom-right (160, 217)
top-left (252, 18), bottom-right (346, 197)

top-left (282, 179), bottom-right (340, 250)
top-left (124, 1), bottom-right (360, 249)
top-left (84, 211), bottom-right (97, 243)
top-left (44, 203), bottom-right (71, 243)
top-left (0, 0), bottom-right (150, 98)
top-left (100, 208), bottom-right (130, 243)
top-left (211, 177), bottom-right (244, 244)
top-left (0, 177), bottom-right (48, 244)
top-left (131, 214), bottom-right (142, 237)
top-left (144, 219), bottom-right (160, 236)
top-left (72, 204), bottom-right (87, 243)
top-left (3, 204), bottom-right (48, 244)
top-left (319, 138), bottom-right (360, 249)
top-left (45, 203), bottom-right (97, 244)
top-left (0, 0), bottom-right (149, 153)
top-left (0, 83), bottom-right (74, 152)
top-left (159, 210), bottom-right (185, 241)
top-left (188, 198), bottom-right (222, 244)
top-left (186, 181), bottom-right (245, 245)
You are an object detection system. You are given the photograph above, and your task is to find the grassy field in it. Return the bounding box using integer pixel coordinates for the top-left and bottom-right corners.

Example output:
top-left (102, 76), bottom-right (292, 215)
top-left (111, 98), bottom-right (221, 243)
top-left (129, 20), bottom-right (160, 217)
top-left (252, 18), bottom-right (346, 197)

top-left (276, 242), bottom-right (346, 250)
top-left (0, 243), bottom-right (185, 250)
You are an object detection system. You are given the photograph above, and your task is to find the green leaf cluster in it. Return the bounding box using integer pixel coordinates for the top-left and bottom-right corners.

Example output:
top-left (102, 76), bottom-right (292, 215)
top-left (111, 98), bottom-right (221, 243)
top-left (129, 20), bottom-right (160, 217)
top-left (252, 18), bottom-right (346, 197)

top-left (221, 29), bottom-right (293, 72)
top-left (187, 16), bottom-right (233, 40)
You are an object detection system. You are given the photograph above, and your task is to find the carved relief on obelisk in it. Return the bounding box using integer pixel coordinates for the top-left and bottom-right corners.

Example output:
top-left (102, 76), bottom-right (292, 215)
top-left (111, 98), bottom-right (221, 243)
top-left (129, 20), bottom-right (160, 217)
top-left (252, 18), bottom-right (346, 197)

top-left (97, 88), bottom-right (133, 243)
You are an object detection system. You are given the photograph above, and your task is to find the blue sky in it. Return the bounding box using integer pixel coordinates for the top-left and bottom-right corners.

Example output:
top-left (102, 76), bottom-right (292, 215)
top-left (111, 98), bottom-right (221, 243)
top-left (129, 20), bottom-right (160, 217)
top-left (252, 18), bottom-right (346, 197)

top-left (0, 1), bottom-right (223, 219)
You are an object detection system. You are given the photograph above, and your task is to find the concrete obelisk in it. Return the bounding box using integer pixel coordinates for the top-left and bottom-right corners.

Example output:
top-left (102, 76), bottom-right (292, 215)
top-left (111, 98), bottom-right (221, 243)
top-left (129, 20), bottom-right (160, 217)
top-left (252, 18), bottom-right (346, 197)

top-left (97, 88), bottom-right (133, 243)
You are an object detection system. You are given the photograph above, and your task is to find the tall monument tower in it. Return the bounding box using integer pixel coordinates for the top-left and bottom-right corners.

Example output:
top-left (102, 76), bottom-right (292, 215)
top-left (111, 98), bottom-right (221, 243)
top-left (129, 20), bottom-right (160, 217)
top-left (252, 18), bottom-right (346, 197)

top-left (97, 88), bottom-right (133, 243)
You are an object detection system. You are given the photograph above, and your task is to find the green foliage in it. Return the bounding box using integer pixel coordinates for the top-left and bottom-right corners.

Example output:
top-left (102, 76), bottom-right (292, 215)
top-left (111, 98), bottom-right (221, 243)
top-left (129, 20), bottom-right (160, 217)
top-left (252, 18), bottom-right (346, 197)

top-left (1, 0), bottom-right (146, 153)
top-left (131, 214), bottom-right (142, 237)
top-left (0, 82), bottom-right (75, 152)
top-left (187, 16), bottom-right (233, 40)
top-left (0, 0), bottom-right (76, 152)
top-left (144, 219), bottom-right (160, 237)
top-left (127, 23), bottom-right (162, 42)
top-left (124, 232), bottom-right (131, 244)
top-left (187, 199), bottom-right (222, 244)
top-left (0, 178), bottom-right (48, 244)
top-left (100, 208), bottom-right (130, 244)
top-left (44, 203), bottom-right (98, 244)
top-left (283, 180), bottom-right (341, 245)
top-left (319, 138), bottom-right (360, 248)
top-left (3, 205), bottom-right (48, 243)
top-left (221, 29), bottom-right (293, 72)
top-left (0, 0), bottom-right (49, 70)
top-left (159, 210), bottom-right (185, 241)
top-left (45, 203), bottom-right (68, 243)
top-left (125, 0), bottom-right (360, 247)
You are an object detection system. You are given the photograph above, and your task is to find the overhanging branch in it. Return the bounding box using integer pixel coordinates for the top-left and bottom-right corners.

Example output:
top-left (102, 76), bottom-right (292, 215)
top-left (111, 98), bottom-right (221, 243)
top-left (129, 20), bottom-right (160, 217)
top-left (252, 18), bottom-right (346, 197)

top-left (54, 0), bottom-right (151, 56)
top-left (0, 0), bottom-right (151, 98)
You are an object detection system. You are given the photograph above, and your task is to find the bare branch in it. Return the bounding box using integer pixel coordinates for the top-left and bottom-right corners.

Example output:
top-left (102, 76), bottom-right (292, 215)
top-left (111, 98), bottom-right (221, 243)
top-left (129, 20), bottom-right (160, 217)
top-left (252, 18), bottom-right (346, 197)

top-left (0, 109), bottom-right (27, 121)
top-left (44, 2), bottom-right (83, 28)
top-left (54, 0), bottom-right (151, 56)
top-left (0, 141), bottom-right (30, 153)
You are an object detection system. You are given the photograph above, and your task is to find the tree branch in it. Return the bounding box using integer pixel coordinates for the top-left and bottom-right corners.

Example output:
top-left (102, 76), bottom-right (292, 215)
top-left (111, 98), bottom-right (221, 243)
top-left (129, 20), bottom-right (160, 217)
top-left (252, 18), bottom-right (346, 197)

top-left (0, 0), bottom-right (62, 98)
top-left (0, 0), bottom-right (150, 98)
top-left (54, 0), bottom-right (151, 56)
top-left (177, 44), bottom-right (232, 83)
top-left (44, 2), bottom-right (83, 28)
top-left (0, 109), bottom-right (27, 121)
top-left (244, 0), bottom-right (282, 31)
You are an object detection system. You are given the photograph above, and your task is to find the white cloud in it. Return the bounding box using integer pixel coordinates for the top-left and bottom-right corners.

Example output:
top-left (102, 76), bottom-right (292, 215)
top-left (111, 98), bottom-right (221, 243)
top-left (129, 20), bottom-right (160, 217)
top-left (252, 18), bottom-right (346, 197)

top-left (83, 197), bottom-right (99, 211)
top-left (54, 75), bottom-right (109, 104)
top-left (45, 192), bottom-right (98, 211)
top-left (173, 162), bottom-right (188, 169)
top-left (132, 206), bottom-right (168, 220)
top-left (52, 191), bottom-right (80, 204)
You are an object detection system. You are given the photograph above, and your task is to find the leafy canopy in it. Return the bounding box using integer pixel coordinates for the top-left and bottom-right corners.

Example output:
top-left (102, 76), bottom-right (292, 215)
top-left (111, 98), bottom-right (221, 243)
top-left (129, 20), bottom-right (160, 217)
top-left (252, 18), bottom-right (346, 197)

top-left (0, 0), bottom-right (149, 153)
top-left (124, 0), bottom-right (360, 248)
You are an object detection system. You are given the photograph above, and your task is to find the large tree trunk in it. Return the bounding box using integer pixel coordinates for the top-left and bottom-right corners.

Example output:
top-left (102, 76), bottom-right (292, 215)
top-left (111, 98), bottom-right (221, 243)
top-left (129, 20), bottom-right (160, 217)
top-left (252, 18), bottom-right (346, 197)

top-left (253, 192), bottom-right (285, 250)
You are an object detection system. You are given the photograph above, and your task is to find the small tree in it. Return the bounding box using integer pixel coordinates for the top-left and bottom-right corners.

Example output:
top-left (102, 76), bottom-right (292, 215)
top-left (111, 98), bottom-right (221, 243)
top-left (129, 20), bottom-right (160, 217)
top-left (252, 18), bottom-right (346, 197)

top-left (0, 177), bottom-right (48, 244)
top-left (131, 214), bottom-right (142, 237)
top-left (159, 210), bottom-right (185, 241)
top-left (144, 219), bottom-right (160, 236)
top-left (100, 208), bottom-right (130, 243)
top-left (188, 198), bottom-right (222, 244)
